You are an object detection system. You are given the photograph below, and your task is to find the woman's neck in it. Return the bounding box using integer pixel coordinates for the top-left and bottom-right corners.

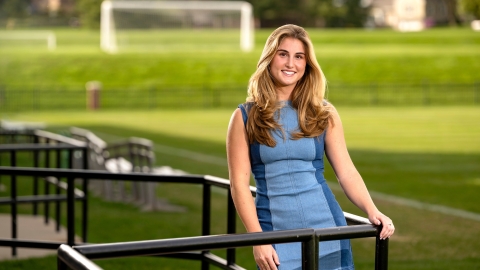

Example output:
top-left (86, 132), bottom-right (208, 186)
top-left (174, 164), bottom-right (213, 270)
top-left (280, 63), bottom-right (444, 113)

top-left (276, 86), bottom-right (294, 101)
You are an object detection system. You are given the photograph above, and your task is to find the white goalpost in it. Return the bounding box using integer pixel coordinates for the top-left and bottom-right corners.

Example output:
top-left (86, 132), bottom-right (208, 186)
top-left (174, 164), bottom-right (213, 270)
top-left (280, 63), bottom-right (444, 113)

top-left (0, 31), bottom-right (56, 51)
top-left (100, 0), bottom-right (254, 53)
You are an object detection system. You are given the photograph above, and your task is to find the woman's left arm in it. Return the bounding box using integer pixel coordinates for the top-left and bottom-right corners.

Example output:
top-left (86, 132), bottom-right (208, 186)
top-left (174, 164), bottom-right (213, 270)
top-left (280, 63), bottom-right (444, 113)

top-left (324, 106), bottom-right (395, 240)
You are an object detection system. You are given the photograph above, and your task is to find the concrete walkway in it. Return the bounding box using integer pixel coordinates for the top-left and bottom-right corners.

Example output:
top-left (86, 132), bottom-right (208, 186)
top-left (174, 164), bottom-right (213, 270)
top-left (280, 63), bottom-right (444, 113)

top-left (0, 214), bottom-right (81, 261)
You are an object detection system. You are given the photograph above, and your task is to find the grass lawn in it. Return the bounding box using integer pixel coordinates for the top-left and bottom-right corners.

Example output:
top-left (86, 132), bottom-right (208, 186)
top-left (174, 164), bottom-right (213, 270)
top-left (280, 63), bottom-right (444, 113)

top-left (0, 27), bottom-right (479, 89)
top-left (0, 27), bottom-right (479, 269)
top-left (1, 106), bottom-right (479, 269)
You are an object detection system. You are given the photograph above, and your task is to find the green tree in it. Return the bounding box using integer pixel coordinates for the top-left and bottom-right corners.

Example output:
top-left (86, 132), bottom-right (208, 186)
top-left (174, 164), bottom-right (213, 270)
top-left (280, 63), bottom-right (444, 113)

top-left (461, 0), bottom-right (480, 19)
top-left (444, 0), bottom-right (461, 25)
top-left (251, 0), bottom-right (310, 27)
top-left (0, 0), bottom-right (29, 18)
top-left (76, 0), bottom-right (103, 29)
top-left (316, 0), bottom-right (370, 27)
top-left (0, 0), bottom-right (29, 28)
top-left (246, 0), bottom-right (369, 28)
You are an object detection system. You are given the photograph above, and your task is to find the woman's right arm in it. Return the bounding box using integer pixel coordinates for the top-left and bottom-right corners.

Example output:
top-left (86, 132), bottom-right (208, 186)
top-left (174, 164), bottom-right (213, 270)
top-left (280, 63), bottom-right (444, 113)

top-left (226, 108), bottom-right (280, 270)
top-left (226, 108), bottom-right (262, 233)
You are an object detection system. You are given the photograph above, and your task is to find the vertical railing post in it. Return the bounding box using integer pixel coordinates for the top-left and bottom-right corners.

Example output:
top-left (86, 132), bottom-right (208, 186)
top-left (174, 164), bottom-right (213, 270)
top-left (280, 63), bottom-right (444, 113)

top-left (67, 175), bottom-right (75, 246)
top-left (375, 236), bottom-right (389, 270)
top-left (128, 143), bottom-right (136, 201)
top-left (226, 189), bottom-right (236, 266)
top-left (201, 182), bottom-right (211, 270)
top-left (33, 136), bottom-right (39, 216)
top-left (55, 148), bottom-right (61, 232)
top-left (302, 231), bottom-right (318, 270)
top-left (57, 258), bottom-right (68, 270)
top-left (10, 150), bottom-right (17, 257)
top-left (81, 147), bottom-right (89, 243)
top-left (44, 139), bottom-right (50, 224)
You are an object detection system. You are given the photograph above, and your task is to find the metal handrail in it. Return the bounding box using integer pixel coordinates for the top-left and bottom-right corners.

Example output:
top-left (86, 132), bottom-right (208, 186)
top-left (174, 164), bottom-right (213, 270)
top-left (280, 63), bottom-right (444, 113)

top-left (57, 224), bottom-right (385, 270)
top-left (0, 142), bottom-right (89, 256)
top-left (58, 245), bottom-right (103, 270)
top-left (0, 166), bottom-right (388, 269)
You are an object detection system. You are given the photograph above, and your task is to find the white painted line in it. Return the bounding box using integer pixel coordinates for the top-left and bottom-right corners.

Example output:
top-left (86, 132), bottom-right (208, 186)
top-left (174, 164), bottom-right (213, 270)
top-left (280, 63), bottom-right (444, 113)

top-left (88, 130), bottom-right (480, 222)
top-left (328, 182), bottom-right (480, 222)
top-left (89, 131), bottom-right (227, 166)
top-left (154, 143), bottom-right (227, 166)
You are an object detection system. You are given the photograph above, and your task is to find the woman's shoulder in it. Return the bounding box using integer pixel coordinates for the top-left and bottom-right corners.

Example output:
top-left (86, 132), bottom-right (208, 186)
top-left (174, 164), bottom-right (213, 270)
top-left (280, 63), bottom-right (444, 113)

top-left (238, 101), bottom-right (254, 108)
top-left (238, 102), bottom-right (255, 114)
top-left (237, 102), bottom-right (255, 124)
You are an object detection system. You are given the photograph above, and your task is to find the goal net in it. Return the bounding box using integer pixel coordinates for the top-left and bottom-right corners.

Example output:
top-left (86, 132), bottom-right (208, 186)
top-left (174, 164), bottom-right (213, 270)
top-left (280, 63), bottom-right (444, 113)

top-left (100, 0), bottom-right (254, 53)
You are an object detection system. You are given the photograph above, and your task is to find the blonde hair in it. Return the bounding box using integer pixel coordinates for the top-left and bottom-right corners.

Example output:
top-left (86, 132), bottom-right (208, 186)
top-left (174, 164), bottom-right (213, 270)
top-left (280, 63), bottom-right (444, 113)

top-left (245, 24), bottom-right (331, 147)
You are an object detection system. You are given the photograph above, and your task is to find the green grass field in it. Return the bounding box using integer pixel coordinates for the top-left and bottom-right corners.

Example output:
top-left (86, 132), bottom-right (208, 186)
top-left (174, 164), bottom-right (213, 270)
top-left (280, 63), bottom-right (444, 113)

top-left (2, 106), bottom-right (479, 270)
top-left (1, 27), bottom-right (479, 88)
top-left (0, 27), bottom-right (480, 269)
top-left (1, 27), bottom-right (479, 111)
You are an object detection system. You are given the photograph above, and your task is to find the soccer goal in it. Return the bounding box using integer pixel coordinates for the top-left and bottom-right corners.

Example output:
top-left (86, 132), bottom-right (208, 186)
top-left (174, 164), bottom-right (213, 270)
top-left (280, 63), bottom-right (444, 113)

top-left (100, 1), bottom-right (254, 53)
top-left (0, 31), bottom-right (56, 51)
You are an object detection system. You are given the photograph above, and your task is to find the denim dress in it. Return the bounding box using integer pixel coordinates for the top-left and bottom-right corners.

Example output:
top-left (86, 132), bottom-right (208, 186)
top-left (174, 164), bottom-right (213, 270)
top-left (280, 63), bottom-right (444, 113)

top-left (239, 102), bottom-right (354, 270)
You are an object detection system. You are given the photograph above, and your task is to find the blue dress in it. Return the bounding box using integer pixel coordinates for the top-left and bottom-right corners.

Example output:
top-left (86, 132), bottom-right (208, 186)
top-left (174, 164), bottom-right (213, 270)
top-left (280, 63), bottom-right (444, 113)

top-left (239, 102), bottom-right (354, 270)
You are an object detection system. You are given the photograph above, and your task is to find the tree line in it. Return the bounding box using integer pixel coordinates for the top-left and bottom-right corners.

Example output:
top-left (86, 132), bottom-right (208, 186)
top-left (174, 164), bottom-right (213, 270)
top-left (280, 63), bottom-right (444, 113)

top-left (0, 0), bottom-right (479, 29)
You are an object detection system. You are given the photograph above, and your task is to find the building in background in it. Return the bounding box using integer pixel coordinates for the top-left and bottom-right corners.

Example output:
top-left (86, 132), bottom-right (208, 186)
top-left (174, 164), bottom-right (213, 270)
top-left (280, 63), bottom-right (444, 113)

top-left (30, 0), bottom-right (76, 17)
top-left (367, 0), bottom-right (456, 31)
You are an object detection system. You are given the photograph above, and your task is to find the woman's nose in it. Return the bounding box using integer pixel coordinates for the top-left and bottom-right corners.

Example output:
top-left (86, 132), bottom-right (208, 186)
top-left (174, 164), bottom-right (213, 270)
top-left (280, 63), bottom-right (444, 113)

top-left (285, 57), bottom-right (293, 68)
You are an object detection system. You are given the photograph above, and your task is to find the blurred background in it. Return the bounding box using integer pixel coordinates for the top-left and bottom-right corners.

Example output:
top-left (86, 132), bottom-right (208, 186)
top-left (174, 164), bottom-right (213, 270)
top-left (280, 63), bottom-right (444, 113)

top-left (0, 0), bottom-right (479, 269)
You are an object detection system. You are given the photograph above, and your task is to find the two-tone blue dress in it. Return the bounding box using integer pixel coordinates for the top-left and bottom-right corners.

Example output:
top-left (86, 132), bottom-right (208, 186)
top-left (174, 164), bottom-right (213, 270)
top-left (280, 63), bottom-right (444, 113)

top-left (239, 101), bottom-right (354, 270)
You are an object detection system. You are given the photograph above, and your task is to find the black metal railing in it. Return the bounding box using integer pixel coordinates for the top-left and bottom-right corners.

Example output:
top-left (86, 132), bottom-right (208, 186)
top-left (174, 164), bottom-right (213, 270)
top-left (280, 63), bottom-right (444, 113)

top-left (70, 127), bottom-right (159, 209)
top-left (0, 167), bottom-right (388, 269)
top-left (0, 129), bottom-right (91, 256)
top-left (0, 144), bottom-right (89, 256)
top-left (58, 223), bottom-right (387, 270)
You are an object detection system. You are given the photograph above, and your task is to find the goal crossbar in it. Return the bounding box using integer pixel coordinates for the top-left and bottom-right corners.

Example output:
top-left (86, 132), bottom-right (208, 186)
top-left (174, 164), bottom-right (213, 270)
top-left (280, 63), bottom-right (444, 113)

top-left (100, 0), bottom-right (254, 53)
top-left (0, 31), bottom-right (56, 51)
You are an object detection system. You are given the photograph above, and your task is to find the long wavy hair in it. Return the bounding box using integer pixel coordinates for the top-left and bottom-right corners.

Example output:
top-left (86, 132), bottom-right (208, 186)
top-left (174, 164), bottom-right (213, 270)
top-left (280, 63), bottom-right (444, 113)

top-left (245, 24), bottom-right (331, 147)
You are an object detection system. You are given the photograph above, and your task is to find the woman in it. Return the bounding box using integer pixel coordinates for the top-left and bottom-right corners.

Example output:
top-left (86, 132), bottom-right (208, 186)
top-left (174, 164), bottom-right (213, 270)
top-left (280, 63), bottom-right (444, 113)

top-left (226, 24), bottom-right (394, 270)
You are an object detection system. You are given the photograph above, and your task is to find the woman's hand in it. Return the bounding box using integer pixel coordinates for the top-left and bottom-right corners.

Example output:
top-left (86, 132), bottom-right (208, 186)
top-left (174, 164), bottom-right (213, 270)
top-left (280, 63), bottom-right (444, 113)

top-left (253, 245), bottom-right (280, 270)
top-left (369, 212), bottom-right (395, 240)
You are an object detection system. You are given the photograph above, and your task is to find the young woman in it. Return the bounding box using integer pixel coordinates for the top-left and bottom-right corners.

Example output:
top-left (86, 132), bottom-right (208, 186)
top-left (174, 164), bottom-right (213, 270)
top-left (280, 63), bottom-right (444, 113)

top-left (226, 24), bottom-right (394, 270)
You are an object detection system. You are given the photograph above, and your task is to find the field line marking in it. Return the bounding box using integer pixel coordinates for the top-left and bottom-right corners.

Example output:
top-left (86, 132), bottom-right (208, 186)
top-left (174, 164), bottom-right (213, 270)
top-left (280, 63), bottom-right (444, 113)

top-left (154, 143), bottom-right (227, 166)
top-left (156, 143), bottom-right (480, 222)
top-left (157, 142), bottom-right (480, 222)
top-left (328, 182), bottom-right (480, 222)
top-left (87, 131), bottom-right (228, 166)
top-left (87, 131), bottom-right (480, 222)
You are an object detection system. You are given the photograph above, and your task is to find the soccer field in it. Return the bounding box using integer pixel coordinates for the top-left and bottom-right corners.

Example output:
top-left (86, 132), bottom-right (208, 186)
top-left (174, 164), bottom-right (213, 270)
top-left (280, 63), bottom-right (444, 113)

top-left (0, 27), bottom-right (479, 87)
top-left (1, 27), bottom-right (479, 269)
top-left (3, 106), bottom-right (479, 269)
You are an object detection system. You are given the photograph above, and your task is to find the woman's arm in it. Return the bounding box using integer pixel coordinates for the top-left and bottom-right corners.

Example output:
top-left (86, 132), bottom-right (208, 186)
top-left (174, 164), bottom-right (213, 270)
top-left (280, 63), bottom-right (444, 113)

top-left (226, 108), bottom-right (280, 269)
top-left (227, 108), bottom-right (261, 232)
top-left (324, 106), bottom-right (395, 240)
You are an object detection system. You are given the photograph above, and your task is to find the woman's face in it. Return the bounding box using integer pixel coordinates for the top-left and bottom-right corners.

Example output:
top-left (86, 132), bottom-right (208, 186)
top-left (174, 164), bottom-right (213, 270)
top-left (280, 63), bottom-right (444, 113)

top-left (269, 37), bottom-right (306, 94)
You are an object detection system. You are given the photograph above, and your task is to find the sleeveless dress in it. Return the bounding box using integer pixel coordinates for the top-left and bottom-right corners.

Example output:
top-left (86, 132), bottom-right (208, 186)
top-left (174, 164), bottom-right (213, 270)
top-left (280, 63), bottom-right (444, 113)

top-left (239, 101), bottom-right (354, 270)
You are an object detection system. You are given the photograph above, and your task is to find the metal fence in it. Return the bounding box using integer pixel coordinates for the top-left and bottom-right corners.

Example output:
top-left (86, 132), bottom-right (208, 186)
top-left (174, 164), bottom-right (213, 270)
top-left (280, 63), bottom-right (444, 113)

top-left (1, 82), bottom-right (478, 112)
top-left (0, 166), bottom-right (388, 270)
top-left (0, 131), bottom-right (89, 257)
top-left (0, 128), bottom-right (389, 269)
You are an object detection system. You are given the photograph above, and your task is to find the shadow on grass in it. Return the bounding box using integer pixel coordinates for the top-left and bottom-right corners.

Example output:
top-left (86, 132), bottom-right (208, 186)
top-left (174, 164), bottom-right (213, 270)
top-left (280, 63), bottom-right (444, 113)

top-left (61, 124), bottom-right (480, 214)
top-left (1, 124), bottom-right (477, 269)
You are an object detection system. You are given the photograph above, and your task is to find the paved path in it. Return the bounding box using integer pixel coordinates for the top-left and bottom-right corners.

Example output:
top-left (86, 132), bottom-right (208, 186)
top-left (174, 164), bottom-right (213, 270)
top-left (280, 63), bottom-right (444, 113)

top-left (0, 214), bottom-right (81, 261)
